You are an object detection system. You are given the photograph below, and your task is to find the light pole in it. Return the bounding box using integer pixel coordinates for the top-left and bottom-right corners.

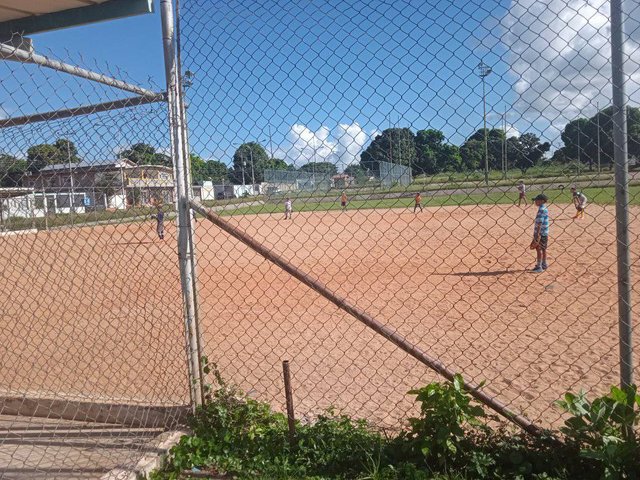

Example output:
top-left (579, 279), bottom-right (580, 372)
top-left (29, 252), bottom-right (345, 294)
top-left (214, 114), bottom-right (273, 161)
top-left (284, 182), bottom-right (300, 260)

top-left (597, 102), bottom-right (602, 173)
top-left (267, 126), bottom-right (274, 160)
top-left (477, 61), bottom-right (492, 186)
top-left (312, 137), bottom-right (317, 186)
top-left (56, 131), bottom-right (77, 224)
top-left (241, 155), bottom-right (246, 187)
top-left (248, 147), bottom-right (255, 194)
top-left (233, 143), bottom-right (246, 188)
top-left (502, 106), bottom-right (507, 179)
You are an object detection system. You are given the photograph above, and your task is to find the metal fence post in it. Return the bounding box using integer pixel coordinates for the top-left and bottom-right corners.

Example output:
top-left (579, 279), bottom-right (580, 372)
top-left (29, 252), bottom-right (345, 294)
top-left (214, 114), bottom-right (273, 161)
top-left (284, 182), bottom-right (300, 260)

top-left (610, 0), bottom-right (634, 390)
top-left (160, 0), bottom-right (203, 408)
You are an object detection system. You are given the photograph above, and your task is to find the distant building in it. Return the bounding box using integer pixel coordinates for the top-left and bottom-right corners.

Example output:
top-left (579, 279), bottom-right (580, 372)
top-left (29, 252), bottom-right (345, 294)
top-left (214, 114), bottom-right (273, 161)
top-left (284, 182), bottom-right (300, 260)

top-left (332, 174), bottom-right (354, 189)
top-left (23, 159), bottom-right (175, 209)
top-left (192, 181), bottom-right (235, 201)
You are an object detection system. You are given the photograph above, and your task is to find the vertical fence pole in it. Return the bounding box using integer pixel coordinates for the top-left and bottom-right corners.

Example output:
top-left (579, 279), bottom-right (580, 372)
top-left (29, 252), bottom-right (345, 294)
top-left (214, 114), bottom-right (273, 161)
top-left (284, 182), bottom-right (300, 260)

top-left (175, 0), bottom-right (205, 391)
top-left (610, 0), bottom-right (634, 392)
top-left (160, 0), bottom-right (203, 408)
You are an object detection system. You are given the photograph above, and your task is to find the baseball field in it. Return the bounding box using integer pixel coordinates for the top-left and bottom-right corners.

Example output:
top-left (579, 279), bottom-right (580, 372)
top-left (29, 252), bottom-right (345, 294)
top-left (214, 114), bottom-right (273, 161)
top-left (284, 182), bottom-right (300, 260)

top-left (1, 202), bottom-right (638, 427)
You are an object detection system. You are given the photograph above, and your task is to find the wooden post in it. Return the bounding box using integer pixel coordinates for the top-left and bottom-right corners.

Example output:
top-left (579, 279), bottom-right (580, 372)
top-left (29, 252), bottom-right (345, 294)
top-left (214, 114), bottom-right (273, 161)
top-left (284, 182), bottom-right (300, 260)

top-left (282, 360), bottom-right (296, 446)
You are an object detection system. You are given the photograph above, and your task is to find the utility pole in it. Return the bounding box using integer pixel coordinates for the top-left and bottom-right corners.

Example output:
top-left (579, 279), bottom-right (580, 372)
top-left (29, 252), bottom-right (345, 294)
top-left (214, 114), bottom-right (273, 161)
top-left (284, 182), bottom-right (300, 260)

top-left (502, 107), bottom-right (507, 179)
top-left (477, 61), bottom-right (492, 186)
top-left (268, 125), bottom-right (274, 160)
top-left (249, 147), bottom-right (255, 194)
top-left (597, 102), bottom-right (602, 173)
top-left (66, 138), bottom-right (75, 226)
top-left (241, 152), bottom-right (246, 187)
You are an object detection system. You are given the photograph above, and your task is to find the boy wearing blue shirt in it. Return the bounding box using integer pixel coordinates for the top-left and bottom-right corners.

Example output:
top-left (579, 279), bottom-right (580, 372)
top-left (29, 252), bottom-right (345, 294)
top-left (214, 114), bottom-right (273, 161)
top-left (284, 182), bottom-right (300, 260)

top-left (530, 194), bottom-right (549, 273)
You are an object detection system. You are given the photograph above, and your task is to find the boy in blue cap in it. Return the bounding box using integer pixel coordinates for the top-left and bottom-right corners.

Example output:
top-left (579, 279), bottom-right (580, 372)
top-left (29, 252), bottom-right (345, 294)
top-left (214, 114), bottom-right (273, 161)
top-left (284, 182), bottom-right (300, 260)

top-left (529, 194), bottom-right (549, 272)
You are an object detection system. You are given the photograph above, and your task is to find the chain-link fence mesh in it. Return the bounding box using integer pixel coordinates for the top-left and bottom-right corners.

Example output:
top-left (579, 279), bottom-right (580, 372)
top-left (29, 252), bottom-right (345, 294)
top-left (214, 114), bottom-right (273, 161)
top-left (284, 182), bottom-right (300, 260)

top-left (1, 0), bottom-right (640, 477)
top-left (0, 36), bottom-right (189, 477)
top-left (179, 0), bottom-right (640, 431)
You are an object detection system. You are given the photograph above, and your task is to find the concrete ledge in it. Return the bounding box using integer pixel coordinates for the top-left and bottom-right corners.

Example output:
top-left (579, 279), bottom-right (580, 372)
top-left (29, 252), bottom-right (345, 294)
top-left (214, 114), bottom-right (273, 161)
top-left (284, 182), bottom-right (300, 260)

top-left (0, 396), bottom-right (190, 429)
top-left (0, 228), bottom-right (37, 236)
top-left (101, 430), bottom-right (187, 480)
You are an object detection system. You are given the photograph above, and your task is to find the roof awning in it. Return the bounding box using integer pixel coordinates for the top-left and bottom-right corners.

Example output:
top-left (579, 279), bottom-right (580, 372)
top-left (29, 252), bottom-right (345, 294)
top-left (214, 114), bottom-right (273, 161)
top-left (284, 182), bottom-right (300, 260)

top-left (0, 0), bottom-right (153, 37)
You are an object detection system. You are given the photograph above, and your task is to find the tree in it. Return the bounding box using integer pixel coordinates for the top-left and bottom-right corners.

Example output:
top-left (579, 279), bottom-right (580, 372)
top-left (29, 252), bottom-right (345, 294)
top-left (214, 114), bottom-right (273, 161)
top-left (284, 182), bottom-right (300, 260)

top-left (360, 128), bottom-right (416, 176)
top-left (461, 128), bottom-right (506, 171)
top-left (231, 142), bottom-right (274, 184)
top-left (560, 106), bottom-right (640, 169)
top-left (260, 157), bottom-right (290, 172)
top-left (344, 164), bottom-right (368, 183)
top-left (120, 143), bottom-right (171, 167)
top-left (459, 139), bottom-right (483, 172)
top-left (560, 118), bottom-right (591, 167)
top-left (507, 133), bottom-right (551, 173)
top-left (190, 154), bottom-right (229, 184)
top-left (298, 161), bottom-right (337, 175)
top-left (414, 129), bottom-right (461, 174)
top-left (26, 138), bottom-right (81, 171)
top-left (0, 154), bottom-right (28, 187)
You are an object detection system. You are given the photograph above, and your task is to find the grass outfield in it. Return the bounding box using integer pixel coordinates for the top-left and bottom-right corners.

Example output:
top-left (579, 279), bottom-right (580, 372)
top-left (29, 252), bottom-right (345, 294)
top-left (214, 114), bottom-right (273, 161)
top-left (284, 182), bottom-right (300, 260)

top-left (218, 184), bottom-right (640, 216)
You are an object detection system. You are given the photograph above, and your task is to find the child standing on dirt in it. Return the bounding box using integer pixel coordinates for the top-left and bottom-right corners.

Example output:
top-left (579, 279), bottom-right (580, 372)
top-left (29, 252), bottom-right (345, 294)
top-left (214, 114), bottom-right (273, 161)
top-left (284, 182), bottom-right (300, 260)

top-left (341, 191), bottom-right (348, 211)
top-left (414, 192), bottom-right (423, 213)
top-left (517, 181), bottom-right (528, 207)
top-left (530, 194), bottom-right (549, 273)
top-left (571, 187), bottom-right (587, 219)
top-left (152, 205), bottom-right (165, 240)
top-left (284, 197), bottom-right (292, 220)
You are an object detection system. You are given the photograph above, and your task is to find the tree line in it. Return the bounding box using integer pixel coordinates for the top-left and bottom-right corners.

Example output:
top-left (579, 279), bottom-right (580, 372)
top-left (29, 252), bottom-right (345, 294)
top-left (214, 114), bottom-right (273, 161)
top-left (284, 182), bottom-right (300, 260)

top-left (2, 106), bottom-right (640, 188)
top-left (358, 127), bottom-right (551, 177)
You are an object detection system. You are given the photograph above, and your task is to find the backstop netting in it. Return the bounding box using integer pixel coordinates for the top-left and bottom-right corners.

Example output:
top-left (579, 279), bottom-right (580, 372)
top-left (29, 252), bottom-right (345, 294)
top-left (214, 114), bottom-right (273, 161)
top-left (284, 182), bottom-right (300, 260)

top-left (378, 160), bottom-right (412, 187)
top-left (263, 168), bottom-right (333, 194)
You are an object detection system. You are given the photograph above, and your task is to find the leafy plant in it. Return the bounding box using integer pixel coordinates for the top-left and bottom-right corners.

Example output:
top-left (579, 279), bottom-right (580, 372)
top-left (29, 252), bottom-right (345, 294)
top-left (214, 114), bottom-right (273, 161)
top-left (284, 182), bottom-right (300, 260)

top-left (401, 374), bottom-right (487, 468)
top-left (555, 385), bottom-right (640, 479)
top-left (295, 409), bottom-right (384, 477)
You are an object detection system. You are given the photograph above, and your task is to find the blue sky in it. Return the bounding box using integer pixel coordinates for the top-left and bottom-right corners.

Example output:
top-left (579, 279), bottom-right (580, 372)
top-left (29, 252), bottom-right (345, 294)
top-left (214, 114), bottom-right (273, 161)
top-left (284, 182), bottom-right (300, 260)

top-left (1, 0), bottom-right (637, 167)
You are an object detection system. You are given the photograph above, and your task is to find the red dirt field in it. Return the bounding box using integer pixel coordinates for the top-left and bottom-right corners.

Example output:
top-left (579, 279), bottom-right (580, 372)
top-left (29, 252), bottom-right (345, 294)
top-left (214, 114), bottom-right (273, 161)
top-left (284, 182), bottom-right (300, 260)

top-left (1, 203), bottom-right (639, 428)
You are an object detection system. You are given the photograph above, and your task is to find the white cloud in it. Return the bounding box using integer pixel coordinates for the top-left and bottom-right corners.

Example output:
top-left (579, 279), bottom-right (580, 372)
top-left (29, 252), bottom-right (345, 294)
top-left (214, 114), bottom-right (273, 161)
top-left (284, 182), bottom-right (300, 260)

top-left (502, 0), bottom-right (640, 132)
top-left (287, 124), bottom-right (336, 166)
top-left (334, 123), bottom-right (370, 167)
top-left (284, 122), bottom-right (376, 170)
top-left (505, 124), bottom-right (520, 138)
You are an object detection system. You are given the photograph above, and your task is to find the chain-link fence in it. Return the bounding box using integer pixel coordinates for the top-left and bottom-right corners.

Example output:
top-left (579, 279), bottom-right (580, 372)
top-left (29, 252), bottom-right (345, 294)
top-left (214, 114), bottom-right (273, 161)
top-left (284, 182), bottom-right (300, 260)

top-left (0, 35), bottom-right (189, 477)
top-left (1, 0), bottom-right (640, 477)
top-left (179, 0), bottom-right (640, 431)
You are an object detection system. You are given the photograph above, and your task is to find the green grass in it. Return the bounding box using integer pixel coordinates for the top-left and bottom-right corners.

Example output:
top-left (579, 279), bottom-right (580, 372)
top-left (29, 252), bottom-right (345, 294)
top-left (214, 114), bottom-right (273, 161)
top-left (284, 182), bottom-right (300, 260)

top-left (264, 171), bottom-right (618, 203)
top-left (3, 184), bottom-right (638, 231)
top-left (217, 185), bottom-right (640, 217)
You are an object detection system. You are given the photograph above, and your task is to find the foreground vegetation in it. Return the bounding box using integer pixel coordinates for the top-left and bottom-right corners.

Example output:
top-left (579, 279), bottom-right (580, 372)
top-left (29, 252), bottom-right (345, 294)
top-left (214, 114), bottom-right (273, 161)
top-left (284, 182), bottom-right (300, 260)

top-left (150, 361), bottom-right (640, 480)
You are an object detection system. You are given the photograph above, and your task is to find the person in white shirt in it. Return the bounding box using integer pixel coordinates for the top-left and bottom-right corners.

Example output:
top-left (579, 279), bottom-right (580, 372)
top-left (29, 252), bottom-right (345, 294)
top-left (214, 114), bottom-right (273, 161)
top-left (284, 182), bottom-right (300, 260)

top-left (517, 181), bottom-right (528, 207)
top-left (284, 198), bottom-right (292, 220)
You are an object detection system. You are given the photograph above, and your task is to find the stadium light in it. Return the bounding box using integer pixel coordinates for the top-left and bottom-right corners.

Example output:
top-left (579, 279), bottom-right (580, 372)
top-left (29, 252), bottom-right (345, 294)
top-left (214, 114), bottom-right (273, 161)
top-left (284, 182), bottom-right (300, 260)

top-left (476, 61), bottom-right (492, 186)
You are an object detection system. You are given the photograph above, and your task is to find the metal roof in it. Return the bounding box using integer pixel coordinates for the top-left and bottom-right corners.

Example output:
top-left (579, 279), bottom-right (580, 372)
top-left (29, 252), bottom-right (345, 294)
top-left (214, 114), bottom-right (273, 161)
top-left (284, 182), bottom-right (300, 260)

top-left (39, 158), bottom-right (135, 172)
top-left (0, 0), bottom-right (153, 36)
